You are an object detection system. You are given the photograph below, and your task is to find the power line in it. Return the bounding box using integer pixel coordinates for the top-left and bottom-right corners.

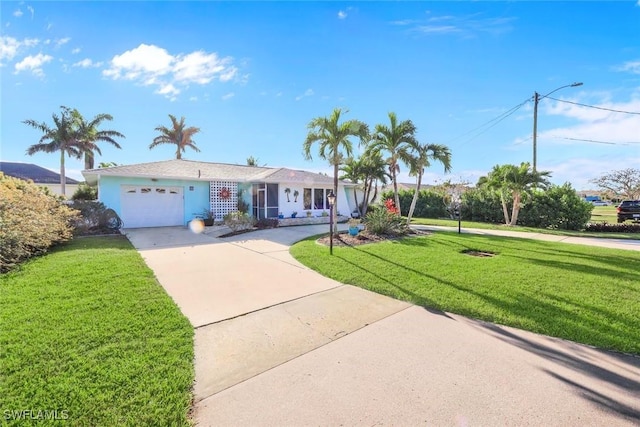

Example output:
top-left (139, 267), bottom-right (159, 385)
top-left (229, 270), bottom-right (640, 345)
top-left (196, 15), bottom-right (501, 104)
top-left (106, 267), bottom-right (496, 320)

top-left (546, 96), bottom-right (640, 115)
top-left (446, 97), bottom-right (531, 146)
top-left (553, 136), bottom-right (640, 145)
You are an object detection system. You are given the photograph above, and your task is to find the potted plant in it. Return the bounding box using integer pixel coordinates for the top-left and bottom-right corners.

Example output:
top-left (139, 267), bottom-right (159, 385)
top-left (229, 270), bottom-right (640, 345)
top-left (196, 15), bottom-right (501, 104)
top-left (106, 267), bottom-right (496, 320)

top-left (291, 211), bottom-right (298, 218)
top-left (278, 212), bottom-right (284, 219)
top-left (202, 209), bottom-right (215, 227)
top-left (321, 211), bottom-right (329, 217)
top-left (306, 210), bottom-right (312, 217)
top-left (348, 218), bottom-right (360, 236)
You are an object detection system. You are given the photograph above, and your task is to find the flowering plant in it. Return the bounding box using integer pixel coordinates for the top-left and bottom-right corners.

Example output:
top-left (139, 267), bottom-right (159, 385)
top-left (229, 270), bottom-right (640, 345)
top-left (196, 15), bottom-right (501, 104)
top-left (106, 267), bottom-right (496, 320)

top-left (384, 199), bottom-right (400, 215)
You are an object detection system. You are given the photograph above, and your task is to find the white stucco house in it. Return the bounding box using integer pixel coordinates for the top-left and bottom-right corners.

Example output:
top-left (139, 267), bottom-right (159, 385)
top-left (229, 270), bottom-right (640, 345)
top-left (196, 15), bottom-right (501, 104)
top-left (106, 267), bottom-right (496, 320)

top-left (82, 159), bottom-right (357, 228)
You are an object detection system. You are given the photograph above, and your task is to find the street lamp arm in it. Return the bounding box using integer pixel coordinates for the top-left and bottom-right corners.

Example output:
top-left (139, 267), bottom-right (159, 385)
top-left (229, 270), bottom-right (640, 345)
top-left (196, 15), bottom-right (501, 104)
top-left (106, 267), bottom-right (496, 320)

top-left (538, 82), bottom-right (583, 101)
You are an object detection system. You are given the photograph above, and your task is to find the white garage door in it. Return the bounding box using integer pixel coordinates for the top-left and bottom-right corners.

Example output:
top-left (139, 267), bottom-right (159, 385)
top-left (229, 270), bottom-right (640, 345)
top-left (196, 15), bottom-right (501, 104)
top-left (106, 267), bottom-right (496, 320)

top-left (120, 185), bottom-right (184, 228)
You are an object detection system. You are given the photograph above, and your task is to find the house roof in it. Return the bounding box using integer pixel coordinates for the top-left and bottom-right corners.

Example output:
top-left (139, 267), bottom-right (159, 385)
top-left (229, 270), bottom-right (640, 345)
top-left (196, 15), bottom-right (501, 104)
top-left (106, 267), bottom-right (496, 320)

top-left (82, 159), bottom-right (352, 187)
top-left (0, 161), bottom-right (80, 184)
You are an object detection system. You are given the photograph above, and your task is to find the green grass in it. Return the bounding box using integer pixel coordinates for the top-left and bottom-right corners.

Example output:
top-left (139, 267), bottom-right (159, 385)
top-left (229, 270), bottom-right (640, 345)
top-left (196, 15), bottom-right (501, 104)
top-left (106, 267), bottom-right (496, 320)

top-left (409, 215), bottom-right (638, 240)
top-left (291, 232), bottom-right (640, 355)
top-left (590, 205), bottom-right (618, 223)
top-left (0, 236), bottom-right (194, 426)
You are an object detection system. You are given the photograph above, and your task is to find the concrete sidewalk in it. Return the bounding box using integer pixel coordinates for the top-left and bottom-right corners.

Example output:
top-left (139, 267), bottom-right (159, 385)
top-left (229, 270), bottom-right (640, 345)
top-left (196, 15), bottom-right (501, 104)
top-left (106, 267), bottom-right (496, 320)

top-left (412, 224), bottom-right (640, 251)
top-left (125, 225), bottom-right (640, 426)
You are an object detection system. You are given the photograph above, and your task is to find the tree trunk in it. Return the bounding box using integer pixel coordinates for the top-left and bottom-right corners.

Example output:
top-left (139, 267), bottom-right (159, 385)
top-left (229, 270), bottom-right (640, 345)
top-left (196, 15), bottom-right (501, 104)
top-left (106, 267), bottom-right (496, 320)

top-left (391, 165), bottom-right (401, 216)
top-left (510, 192), bottom-right (521, 226)
top-left (362, 177), bottom-right (371, 217)
top-left (406, 170), bottom-right (423, 225)
top-left (84, 151), bottom-right (94, 170)
top-left (60, 149), bottom-right (66, 196)
top-left (333, 163), bottom-right (339, 232)
top-left (500, 192), bottom-right (510, 225)
top-left (353, 185), bottom-right (360, 217)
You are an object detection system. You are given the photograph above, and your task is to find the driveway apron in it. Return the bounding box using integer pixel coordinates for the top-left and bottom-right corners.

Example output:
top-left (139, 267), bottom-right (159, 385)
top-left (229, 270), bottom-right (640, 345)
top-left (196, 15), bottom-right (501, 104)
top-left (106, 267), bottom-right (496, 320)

top-left (125, 226), bottom-right (640, 426)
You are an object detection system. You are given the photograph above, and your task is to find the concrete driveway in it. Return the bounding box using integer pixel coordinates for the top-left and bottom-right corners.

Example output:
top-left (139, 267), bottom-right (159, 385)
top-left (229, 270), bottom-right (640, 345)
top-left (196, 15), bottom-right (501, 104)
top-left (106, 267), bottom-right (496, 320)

top-left (125, 226), bottom-right (640, 426)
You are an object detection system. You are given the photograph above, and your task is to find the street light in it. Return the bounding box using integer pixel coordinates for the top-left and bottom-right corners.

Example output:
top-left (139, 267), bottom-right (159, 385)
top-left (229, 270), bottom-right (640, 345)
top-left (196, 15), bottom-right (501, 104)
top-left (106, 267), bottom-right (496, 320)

top-left (327, 190), bottom-right (336, 255)
top-left (532, 82), bottom-right (583, 173)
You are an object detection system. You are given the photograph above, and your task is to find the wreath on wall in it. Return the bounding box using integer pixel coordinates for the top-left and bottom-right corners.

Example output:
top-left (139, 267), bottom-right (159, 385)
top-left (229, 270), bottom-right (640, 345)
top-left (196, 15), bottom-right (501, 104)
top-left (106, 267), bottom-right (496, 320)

top-left (218, 187), bottom-right (231, 200)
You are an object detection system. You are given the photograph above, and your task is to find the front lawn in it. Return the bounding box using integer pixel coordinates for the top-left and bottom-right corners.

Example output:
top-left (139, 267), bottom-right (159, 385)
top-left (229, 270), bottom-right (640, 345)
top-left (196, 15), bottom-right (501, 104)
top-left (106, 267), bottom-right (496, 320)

top-left (0, 236), bottom-right (194, 426)
top-left (409, 217), bottom-right (638, 240)
top-left (291, 232), bottom-right (640, 355)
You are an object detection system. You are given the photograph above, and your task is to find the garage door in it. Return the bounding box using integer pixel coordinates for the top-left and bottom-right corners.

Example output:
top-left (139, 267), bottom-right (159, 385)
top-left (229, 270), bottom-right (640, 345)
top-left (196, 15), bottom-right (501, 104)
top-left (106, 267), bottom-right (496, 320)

top-left (120, 185), bottom-right (184, 228)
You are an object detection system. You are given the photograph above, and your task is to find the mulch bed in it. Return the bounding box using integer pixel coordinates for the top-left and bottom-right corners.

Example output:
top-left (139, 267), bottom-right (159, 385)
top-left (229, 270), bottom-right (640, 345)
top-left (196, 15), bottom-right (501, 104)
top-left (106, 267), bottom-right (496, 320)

top-left (316, 229), bottom-right (431, 247)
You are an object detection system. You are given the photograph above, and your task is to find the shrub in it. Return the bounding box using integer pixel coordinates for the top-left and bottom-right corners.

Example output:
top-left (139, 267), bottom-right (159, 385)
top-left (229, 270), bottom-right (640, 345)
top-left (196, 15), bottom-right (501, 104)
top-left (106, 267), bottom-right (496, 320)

top-left (255, 218), bottom-right (279, 229)
top-left (71, 183), bottom-right (98, 200)
top-left (585, 223), bottom-right (640, 233)
top-left (380, 189), bottom-right (448, 218)
top-left (364, 199), bottom-right (408, 236)
top-left (223, 211), bottom-right (254, 232)
top-left (70, 200), bottom-right (123, 235)
top-left (0, 173), bottom-right (79, 272)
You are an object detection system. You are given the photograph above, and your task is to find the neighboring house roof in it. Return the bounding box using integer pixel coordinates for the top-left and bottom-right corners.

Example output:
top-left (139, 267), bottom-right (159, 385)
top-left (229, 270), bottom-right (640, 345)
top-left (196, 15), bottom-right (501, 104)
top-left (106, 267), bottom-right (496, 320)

top-left (0, 161), bottom-right (80, 184)
top-left (82, 159), bottom-right (353, 187)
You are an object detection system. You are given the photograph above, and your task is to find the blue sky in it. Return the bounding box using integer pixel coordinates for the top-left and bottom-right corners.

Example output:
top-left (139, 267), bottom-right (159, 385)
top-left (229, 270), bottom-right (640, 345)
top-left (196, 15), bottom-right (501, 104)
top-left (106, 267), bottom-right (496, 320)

top-left (2, 1), bottom-right (639, 190)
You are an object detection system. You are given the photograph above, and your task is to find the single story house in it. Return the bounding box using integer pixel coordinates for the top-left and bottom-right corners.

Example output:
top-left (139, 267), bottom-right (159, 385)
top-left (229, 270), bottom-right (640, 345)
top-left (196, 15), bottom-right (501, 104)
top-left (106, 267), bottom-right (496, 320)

top-left (82, 159), bottom-right (357, 228)
top-left (0, 161), bottom-right (80, 197)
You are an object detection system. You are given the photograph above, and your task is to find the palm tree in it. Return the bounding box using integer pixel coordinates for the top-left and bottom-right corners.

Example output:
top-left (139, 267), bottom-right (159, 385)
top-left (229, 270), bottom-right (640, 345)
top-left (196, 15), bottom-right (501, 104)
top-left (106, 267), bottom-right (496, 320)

top-left (368, 112), bottom-right (419, 215)
top-left (358, 149), bottom-right (389, 216)
top-left (70, 109), bottom-right (125, 170)
top-left (246, 156), bottom-right (262, 166)
top-left (150, 115), bottom-right (201, 159)
top-left (23, 106), bottom-right (80, 196)
top-left (406, 143), bottom-right (452, 225)
top-left (303, 108), bottom-right (369, 225)
top-left (481, 162), bottom-right (551, 226)
top-left (339, 157), bottom-right (365, 216)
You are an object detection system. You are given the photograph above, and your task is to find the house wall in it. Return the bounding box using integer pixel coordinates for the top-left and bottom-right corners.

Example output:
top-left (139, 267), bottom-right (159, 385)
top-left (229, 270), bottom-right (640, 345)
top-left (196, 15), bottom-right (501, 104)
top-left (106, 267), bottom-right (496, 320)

top-left (40, 184), bottom-right (80, 199)
top-left (276, 182), bottom-right (351, 218)
top-left (98, 176), bottom-right (210, 225)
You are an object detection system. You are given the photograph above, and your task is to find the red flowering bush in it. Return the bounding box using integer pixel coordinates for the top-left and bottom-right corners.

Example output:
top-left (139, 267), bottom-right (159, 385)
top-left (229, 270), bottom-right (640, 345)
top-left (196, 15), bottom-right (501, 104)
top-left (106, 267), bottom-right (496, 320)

top-left (364, 199), bottom-right (408, 236)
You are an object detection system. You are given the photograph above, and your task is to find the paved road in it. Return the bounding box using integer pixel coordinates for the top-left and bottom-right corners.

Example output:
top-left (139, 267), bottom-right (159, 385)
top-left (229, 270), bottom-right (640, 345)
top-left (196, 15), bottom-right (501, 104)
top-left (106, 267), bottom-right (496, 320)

top-left (124, 225), bottom-right (640, 426)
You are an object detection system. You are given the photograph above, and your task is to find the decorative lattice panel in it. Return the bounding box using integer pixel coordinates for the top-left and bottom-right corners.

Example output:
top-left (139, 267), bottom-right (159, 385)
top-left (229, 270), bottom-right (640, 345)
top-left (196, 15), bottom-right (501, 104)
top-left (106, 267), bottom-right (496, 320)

top-left (210, 181), bottom-right (238, 220)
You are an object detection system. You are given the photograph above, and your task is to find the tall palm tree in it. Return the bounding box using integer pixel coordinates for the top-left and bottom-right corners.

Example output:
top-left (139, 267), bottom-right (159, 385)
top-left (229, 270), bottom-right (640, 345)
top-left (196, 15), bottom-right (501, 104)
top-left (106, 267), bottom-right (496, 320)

top-left (303, 108), bottom-right (369, 224)
top-left (150, 114), bottom-right (201, 159)
top-left (359, 149), bottom-right (389, 216)
top-left (368, 112), bottom-right (419, 215)
top-left (23, 106), bottom-right (80, 196)
top-left (69, 109), bottom-right (125, 170)
top-left (481, 162), bottom-right (551, 226)
top-left (406, 143), bottom-right (452, 225)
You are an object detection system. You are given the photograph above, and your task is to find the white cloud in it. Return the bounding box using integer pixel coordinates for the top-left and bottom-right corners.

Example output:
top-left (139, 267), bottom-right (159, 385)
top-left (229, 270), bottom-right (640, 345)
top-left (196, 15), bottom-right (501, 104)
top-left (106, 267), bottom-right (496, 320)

top-left (541, 156), bottom-right (640, 190)
top-left (189, 96), bottom-right (198, 102)
top-left (27, 6), bottom-right (34, 19)
top-left (14, 53), bottom-right (53, 76)
top-left (55, 37), bottom-right (70, 48)
top-left (71, 47), bottom-right (80, 54)
top-left (338, 10), bottom-right (347, 19)
top-left (13, 9), bottom-right (23, 17)
top-left (0, 36), bottom-right (20, 62)
top-left (617, 60), bottom-right (640, 74)
top-left (295, 88), bottom-right (314, 101)
top-left (73, 58), bottom-right (102, 68)
top-left (538, 95), bottom-right (640, 145)
top-left (103, 43), bottom-right (239, 99)
top-left (399, 13), bottom-right (515, 37)
top-left (221, 92), bottom-right (235, 100)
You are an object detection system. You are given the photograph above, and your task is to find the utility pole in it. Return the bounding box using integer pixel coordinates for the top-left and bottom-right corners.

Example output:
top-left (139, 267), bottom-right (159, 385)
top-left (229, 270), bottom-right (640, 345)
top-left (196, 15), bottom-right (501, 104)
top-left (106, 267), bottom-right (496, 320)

top-left (532, 91), bottom-right (539, 174)
top-left (531, 83), bottom-right (582, 175)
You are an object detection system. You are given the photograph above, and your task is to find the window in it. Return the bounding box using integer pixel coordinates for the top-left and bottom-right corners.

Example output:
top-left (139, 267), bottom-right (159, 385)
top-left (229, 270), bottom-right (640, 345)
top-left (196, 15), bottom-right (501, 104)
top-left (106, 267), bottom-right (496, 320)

top-left (303, 188), bottom-right (312, 210)
top-left (314, 189), bottom-right (325, 210)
